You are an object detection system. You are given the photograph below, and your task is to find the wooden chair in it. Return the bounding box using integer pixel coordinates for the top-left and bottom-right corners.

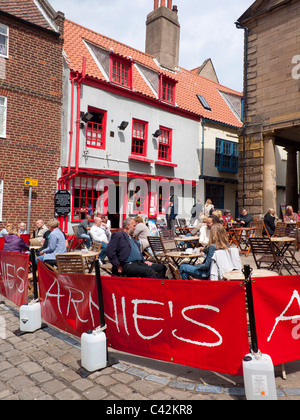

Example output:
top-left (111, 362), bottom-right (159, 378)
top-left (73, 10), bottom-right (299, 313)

top-left (159, 229), bottom-right (175, 239)
top-left (67, 237), bottom-right (74, 252)
top-left (262, 220), bottom-right (271, 238)
top-left (274, 222), bottom-right (288, 237)
top-left (168, 261), bottom-right (182, 279)
top-left (147, 236), bottom-right (170, 264)
top-left (249, 237), bottom-right (287, 275)
top-left (159, 231), bottom-right (178, 253)
top-left (176, 218), bottom-right (190, 235)
top-left (85, 241), bottom-right (102, 272)
top-left (283, 225), bottom-right (300, 273)
top-left (56, 254), bottom-right (86, 274)
top-left (72, 225), bottom-right (85, 249)
top-left (246, 220), bottom-right (264, 256)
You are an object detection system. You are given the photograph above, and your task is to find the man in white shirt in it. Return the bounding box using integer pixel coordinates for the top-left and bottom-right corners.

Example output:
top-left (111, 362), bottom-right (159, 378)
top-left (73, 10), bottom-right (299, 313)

top-left (199, 215), bottom-right (219, 246)
top-left (90, 217), bottom-right (110, 263)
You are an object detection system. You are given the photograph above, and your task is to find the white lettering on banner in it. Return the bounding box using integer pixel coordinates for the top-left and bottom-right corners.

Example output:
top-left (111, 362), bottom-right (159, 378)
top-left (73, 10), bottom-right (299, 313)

top-left (267, 290), bottom-right (300, 342)
top-left (172, 305), bottom-right (223, 347)
top-left (43, 278), bottom-right (99, 328)
top-left (132, 299), bottom-right (165, 340)
top-left (104, 294), bottom-right (223, 347)
top-left (0, 261), bottom-right (25, 293)
top-left (43, 277), bottom-right (65, 314)
top-left (66, 287), bottom-right (88, 324)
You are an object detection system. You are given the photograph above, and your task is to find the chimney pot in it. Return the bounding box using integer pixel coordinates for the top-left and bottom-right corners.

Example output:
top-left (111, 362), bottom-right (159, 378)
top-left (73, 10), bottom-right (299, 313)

top-left (172, 5), bottom-right (178, 13)
top-left (154, 0), bottom-right (159, 9)
top-left (161, 0), bottom-right (166, 7)
top-left (167, 0), bottom-right (172, 9)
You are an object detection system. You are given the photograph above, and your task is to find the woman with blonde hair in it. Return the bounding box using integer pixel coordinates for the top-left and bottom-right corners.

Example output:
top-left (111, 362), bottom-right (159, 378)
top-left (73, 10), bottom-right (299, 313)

top-left (264, 208), bottom-right (276, 236)
top-left (179, 224), bottom-right (228, 280)
top-left (133, 216), bottom-right (151, 252)
top-left (3, 224), bottom-right (29, 253)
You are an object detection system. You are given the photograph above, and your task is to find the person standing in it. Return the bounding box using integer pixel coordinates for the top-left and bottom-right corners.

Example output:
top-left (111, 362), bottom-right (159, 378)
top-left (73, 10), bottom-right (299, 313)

top-left (166, 198), bottom-right (178, 233)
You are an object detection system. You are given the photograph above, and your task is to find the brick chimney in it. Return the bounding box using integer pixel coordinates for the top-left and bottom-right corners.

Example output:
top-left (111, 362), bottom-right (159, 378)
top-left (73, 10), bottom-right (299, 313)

top-left (145, 0), bottom-right (180, 70)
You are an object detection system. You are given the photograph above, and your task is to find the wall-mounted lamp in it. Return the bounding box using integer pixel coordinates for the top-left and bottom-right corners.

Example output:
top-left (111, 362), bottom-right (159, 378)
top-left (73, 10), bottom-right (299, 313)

top-left (153, 129), bottom-right (162, 138)
top-left (118, 121), bottom-right (129, 130)
top-left (81, 112), bottom-right (93, 123)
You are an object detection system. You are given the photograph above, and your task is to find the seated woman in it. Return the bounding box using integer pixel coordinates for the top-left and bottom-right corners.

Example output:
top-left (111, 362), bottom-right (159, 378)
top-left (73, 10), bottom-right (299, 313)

top-left (3, 224), bottom-right (29, 253)
top-left (37, 219), bottom-right (66, 263)
top-left (264, 208), bottom-right (276, 236)
top-left (179, 224), bottom-right (229, 280)
top-left (133, 216), bottom-right (151, 253)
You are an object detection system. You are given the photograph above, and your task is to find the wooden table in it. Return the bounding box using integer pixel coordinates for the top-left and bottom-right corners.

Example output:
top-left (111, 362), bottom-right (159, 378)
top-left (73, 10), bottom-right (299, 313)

top-left (222, 269), bottom-right (279, 281)
top-left (174, 236), bottom-right (200, 248)
top-left (165, 251), bottom-right (203, 267)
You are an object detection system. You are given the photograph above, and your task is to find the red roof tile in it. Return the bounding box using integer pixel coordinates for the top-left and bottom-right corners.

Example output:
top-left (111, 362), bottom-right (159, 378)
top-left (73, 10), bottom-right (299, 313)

top-left (64, 19), bottom-right (242, 128)
top-left (0, 0), bottom-right (55, 31)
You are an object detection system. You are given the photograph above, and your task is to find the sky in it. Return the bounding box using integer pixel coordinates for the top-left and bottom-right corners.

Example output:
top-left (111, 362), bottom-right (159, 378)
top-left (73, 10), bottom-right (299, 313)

top-left (50, 0), bottom-right (254, 92)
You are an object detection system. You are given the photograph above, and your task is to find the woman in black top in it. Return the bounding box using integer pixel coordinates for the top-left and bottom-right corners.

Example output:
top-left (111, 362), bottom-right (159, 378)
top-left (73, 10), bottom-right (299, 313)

top-left (264, 208), bottom-right (276, 236)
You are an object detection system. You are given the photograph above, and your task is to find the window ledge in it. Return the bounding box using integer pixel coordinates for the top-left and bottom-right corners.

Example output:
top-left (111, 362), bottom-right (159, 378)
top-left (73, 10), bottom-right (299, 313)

top-left (129, 155), bottom-right (154, 163)
top-left (155, 160), bottom-right (177, 168)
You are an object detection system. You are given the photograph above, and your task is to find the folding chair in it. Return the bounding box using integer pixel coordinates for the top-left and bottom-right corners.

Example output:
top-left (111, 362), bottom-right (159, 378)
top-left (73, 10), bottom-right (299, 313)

top-left (147, 236), bottom-right (170, 264)
top-left (85, 241), bottom-right (102, 273)
top-left (283, 225), bottom-right (300, 273)
top-left (274, 222), bottom-right (288, 237)
top-left (72, 225), bottom-right (85, 250)
top-left (168, 261), bottom-right (182, 279)
top-left (249, 237), bottom-right (287, 275)
top-left (56, 254), bottom-right (86, 274)
top-left (246, 220), bottom-right (264, 256)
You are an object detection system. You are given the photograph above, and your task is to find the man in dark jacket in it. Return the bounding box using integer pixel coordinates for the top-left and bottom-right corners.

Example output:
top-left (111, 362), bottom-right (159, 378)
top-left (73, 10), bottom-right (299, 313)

top-left (239, 208), bottom-right (253, 228)
top-left (107, 217), bottom-right (166, 278)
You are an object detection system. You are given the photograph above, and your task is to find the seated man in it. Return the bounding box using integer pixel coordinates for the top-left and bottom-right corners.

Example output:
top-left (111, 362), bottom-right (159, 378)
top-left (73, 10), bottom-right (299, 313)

top-left (107, 217), bottom-right (166, 279)
top-left (283, 205), bottom-right (298, 223)
top-left (90, 217), bottom-right (110, 264)
top-left (77, 214), bottom-right (92, 248)
top-left (35, 219), bottom-right (48, 238)
top-left (239, 208), bottom-right (253, 228)
top-left (37, 219), bottom-right (66, 263)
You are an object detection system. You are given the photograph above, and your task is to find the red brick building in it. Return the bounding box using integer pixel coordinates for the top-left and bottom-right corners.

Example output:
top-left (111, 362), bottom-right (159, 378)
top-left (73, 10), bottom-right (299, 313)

top-left (0, 0), bottom-right (64, 231)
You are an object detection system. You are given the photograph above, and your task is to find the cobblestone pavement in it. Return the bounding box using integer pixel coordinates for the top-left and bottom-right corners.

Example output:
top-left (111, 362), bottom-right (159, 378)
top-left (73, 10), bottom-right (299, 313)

top-left (0, 297), bottom-right (300, 402)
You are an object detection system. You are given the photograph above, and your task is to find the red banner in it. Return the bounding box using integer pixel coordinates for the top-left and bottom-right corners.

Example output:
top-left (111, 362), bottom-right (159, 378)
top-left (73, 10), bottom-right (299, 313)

top-left (253, 276), bottom-right (300, 366)
top-left (38, 261), bottom-right (100, 337)
top-left (0, 250), bottom-right (29, 306)
top-left (101, 277), bottom-right (249, 375)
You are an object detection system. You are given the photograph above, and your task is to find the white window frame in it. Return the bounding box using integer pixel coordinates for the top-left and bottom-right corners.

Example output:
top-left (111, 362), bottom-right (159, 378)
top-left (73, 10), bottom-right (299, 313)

top-left (0, 96), bottom-right (7, 138)
top-left (0, 179), bottom-right (3, 222)
top-left (0, 23), bottom-right (9, 59)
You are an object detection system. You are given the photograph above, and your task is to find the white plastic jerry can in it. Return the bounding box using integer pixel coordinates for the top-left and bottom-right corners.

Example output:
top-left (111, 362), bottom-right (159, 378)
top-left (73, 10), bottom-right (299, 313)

top-left (243, 353), bottom-right (277, 400)
top-left (81, 329), bottom-right (107, 372)
top-left (20, 301), bottom-right (42, 333)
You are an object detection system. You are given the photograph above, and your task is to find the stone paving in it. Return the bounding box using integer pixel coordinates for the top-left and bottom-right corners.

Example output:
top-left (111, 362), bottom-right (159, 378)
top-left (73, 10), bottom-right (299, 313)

top-left (0, 253), bottom-right (300, 401)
